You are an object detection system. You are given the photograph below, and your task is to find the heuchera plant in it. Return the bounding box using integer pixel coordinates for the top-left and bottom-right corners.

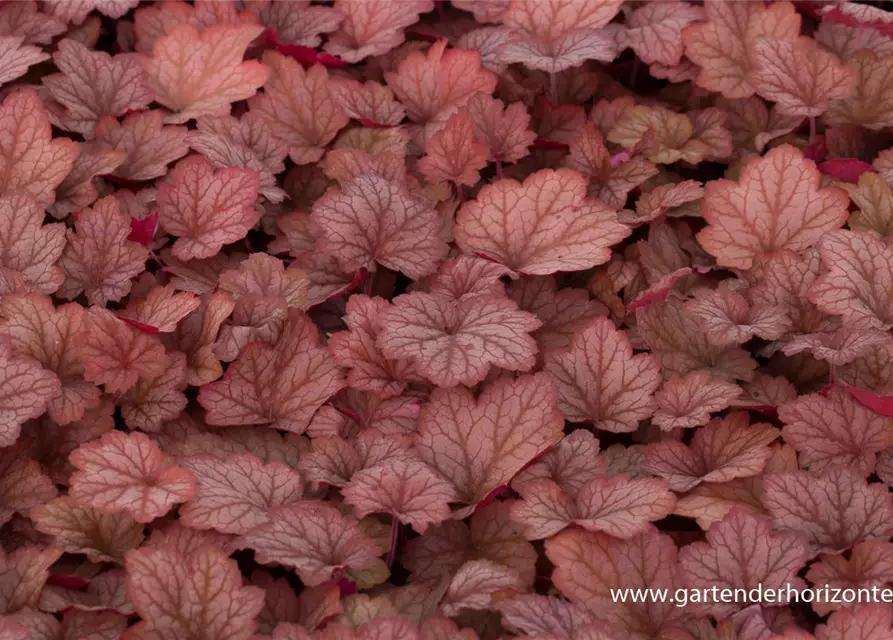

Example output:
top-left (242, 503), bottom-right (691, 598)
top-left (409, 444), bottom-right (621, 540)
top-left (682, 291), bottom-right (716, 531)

top-left (3, 0), bottom-right (893, 638)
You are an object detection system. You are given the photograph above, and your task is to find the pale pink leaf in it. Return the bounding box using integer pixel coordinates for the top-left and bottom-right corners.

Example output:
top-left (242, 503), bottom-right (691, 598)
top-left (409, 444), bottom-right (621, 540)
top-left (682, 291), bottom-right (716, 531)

top-left (0, 88), bottom-right (79, 206)
top-left (677, 509), bottom-right (809, 618)
top-left (343, 459), bottom-right (457, 533)
top-left (763, 465), bottom-right (893, 553)
top-left (311, 173), bottom-right (448, 280)
top-left (69, 430), bottom-right (197, 523)
top-left (377, 291), bottom-right (540, 388)
top-left (237, 501), bottom-right (381, 586)
top-left (42, 38), bottom-right (152, 136)
top-left (248, 52), bottom-right (348, 164)
top-left (198, 309), bottom-right (345, 433)
top-left (157, 155), bottom-right (260, 261)
top-left (125, 543), bottom-right (264, 640)
top-left (57, 195), bottom-right (148, 306)
top-left (544, 317), bottom-right (661, 432)
top-left (811, 229), bottom-right (893, 330)
top-left (141, 23), bottom-right (268, 123)
top-left (414, 373), bottom-right (563, 513)
top-left (30, 496), bottom-right (144, 564)
top-left (545, 527), bottom-right (683, 638)
top-left (455, 168), bottom-right (630, 275)
top-left (653, 371), bottom-right (743, 431)
top-left (779, 388), bottom-right (893, 476)
top-left (697, 145), bottom-right (849, 270)
top-left (178, 453), bottom-right (304, 535)
top-left (643, 412), bottom-right (780, 492)
top-left (0, 35), bottom-right (48, 85)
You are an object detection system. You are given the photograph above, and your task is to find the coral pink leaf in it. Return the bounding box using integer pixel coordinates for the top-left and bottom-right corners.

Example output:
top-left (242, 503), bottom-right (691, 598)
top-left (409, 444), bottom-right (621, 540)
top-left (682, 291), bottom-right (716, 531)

top-left (0, 88), bottom-right (79, 206)
top-left (507, 276), bottom-right (607, 355)
top-left (0, 446), bottom-right (57, 527)
top-left (237, 501), bottom-right (381, 586)
top-left (311, 173), bottom-right (448, 280)
top-left (141, 23), bottom-right (268, 123)
top-left (125, 543), bottom-right (264, 640)
top-left (653, 371), bottom-right (743, 431)
top-left (0, 545), bottom-right (63, 614)
top-left (683, 0), bottom-right (801, 99)
top-left (328, 294), bottom-right (418, 398)
top-left (58, 195), bottom-right (149, 306)
top-left (249, 52), bottom-right (348, 164)
top-left (751, 36), bottom-right (857, 118)
top-left (811, 229), bottom-right (893, 330)
top-left (677, 509), bottom-right (809, 618)
top-left (779, 388), bottom-right (893, 476)
top-left (178, 453), bottom-right (304, 536)
top-left (342, 459), bottom-right (457, 533)
top-left (94, 111), bottom-right (190, 181)
top-left (466, 93), bottom-right (536, 164)
top-left (499, 594), bottom-right (601, 638)
top-left (684, 287), bottom-right (792, 347)
top-left (414, 373), bottom-right (564, 514)
top-left (0, 293), bottom-right (99, 425)
top-left (157, 156), bottom-right (260, 261)
top-left (513, 429), bottom-right (606, 497)
top-left (45, 0), bottom-right (139, 23)
top-left (118, 350), bottom-right (188, 432)
top-left (68, 431), bottom-right (197, 523)
top-left (626, 2), bottom-right (704, 66)
top-left (439, 559), bottom-right (525, 616)
top-left (30, 496), bottom-right (144, 564)
top-left (43, 38), bottom-right (153, 136)
top-left (544, 317), bottom-right (662, 432)
top-left (0, 35), bottom-right (48, 85)
top-left (816, 605), bottom-right (893, 640)
top-left (500, 0), bottom-right (624, 73)
top-left (325, 0), bottom-right (433, 63)
top-left (198, 309), bottom-right (345, 433)
top-left (0, 341), bottom-right (59, 446)
top-left (545, 527), bottom-right (682, 638)
top-left (697, 145), bottom-right (849, 270)
top-left (254, 0), bottom-right (342, 49)
top-left (328, 77), bottom-right (405, 127)
top-left (419, 109), bottom-right (489, 187)
top-left (76, 306), bottom-right (169, 395)
top-left (377, 291), bottom-right (540, 388)
top-left (0, 192), bottom-right (65, 295)
top-left (384, 39), bottom-right (496, 126)
top-left (573, 475), bottom-right (676, 539)
top-left (121, 283), bottom-right (200, 333)
top-left (455, 169), bottom-right (630, 275)
top-left (643, 412), bottom-right (780, 492)
top-left (762, 465), bottom-right (893, 553)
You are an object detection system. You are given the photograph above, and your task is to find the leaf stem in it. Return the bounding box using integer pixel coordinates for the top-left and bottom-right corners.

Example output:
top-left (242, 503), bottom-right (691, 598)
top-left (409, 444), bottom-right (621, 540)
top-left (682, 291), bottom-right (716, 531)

top-left (809, 116), bottom-right (817, 143)
top-left (495, 158), bottom-right (504, 179)
top-left (549, 71), bottom-right (558, 105)
top-left (386, 516), bottom-right (399, 567)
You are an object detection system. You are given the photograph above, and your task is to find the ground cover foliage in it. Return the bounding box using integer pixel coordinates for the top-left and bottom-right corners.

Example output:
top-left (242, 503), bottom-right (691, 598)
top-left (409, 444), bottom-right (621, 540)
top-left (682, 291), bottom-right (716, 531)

top-left (2, 0), bottom-right (893, 639)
